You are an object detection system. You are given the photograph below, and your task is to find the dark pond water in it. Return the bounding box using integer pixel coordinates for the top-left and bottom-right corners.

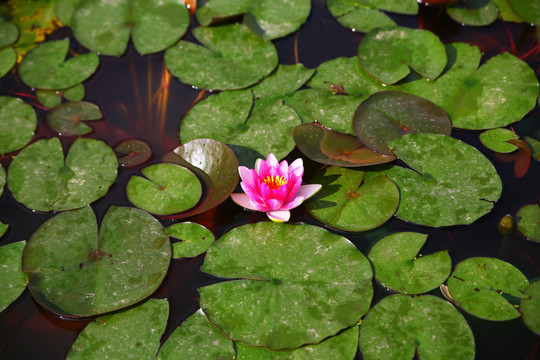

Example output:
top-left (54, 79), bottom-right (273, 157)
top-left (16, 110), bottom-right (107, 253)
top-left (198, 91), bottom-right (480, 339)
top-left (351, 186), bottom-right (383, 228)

top-left (1, 1), bottom-right (539, 359)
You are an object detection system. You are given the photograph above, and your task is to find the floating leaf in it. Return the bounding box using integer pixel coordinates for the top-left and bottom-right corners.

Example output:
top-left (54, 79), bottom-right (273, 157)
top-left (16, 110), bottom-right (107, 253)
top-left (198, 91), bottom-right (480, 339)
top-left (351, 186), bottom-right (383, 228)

top-left (521, 279), bottom-right (540, 335)
top-left (447, 257), bottom-right (529, 321)
top-left (22, 206), bottom-right (171, 317)
top-left (0, 221), bottom-right (7, 238)
top-left (353, 91), bottom-right (452, 156)
top-left (156, 309), bottom-right (235, 360)
top-left (165, 23), bottom-right (278, 90)
top-left (516, 204), bottom-right (540, 243)
top-left (8, 137), bottom-right (117, 212)
top-left (168, 222), bottom-right (215, 258)
top-left (47, 101), bottom-right (102, 136)
top-left (18, 38), bottom-right (99, 90)
top-left (359, 294), bottom-right (475, 360)
top-left (293, 122), bottom-right (395, 167)
top-left (116, 139), bottom-right (152, 167)
top-left (402, 42), bottom-right (539, 130)
top-left (446, 0), bottom-right (499, 26)
top-left (0, 46), bottom-right (16, 78)
top-left (368, 232), bottom-right (452, 294)
top-left (357, 27), bottom-right (446, 84)
top-left (0, 241), bottom-right (28, 313)
top-left (55, 0), bottom-right (81, 26)
top-left (67, 298), bottom-right (169, 359)
top-left (0, 19), bottom-right (19, 48)
top-left (479, 128), bottom-right (519, 153)
top-left (524, 136), bottom-right (540, 161)
top-left (200, 222), bottom-right (373, 349)
top-left (508, 0), bottom-right (540, 26)
top-left (126, 163), bottom-right (202, 216)
top-left (196, 0), bottom-right (251, 26)
top-left (63, 83), bottom-right (85, 101)
top-left (305, 166), bottom-right (399, 232)
top-left (383, 133), bottom-right (502, 227)
top-left (491, 0), bottom-right (524, 22)
top-left (0, 96), bottom-right (37, 155)
top-left (35, 89), bottom-right (61, 108)
top-left (72, 0), bottom-right (190, 56)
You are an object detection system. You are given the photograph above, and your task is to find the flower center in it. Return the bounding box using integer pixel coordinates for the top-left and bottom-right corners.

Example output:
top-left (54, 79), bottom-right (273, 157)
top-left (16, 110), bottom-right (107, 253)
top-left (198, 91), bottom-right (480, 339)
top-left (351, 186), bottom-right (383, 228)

top-left (263, 175), bottom-right (288, 190)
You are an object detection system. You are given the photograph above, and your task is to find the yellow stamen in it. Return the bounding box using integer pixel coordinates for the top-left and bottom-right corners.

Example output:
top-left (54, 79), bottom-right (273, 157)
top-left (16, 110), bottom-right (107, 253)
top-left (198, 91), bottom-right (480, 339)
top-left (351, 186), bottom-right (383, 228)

top-left (263, 175), bottom-right (287, 190)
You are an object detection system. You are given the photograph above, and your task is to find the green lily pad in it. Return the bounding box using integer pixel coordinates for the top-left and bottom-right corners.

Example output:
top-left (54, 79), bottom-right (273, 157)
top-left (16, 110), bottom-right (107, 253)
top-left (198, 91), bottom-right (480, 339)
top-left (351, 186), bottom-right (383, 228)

top-left (64, 83), bottom-right (85, 101)
top-left (67, 298), bottom-right (169, 359)
top-left (116, 139), bottom-right (152, 167)
top-left (157, 309), bottom-right (236, 360)
top-left (167, 222), bottom-right (215, 258)
top-left (165, 23), bottom-right (278, 90)
top-left (0, 19), bottom-right (19, 48)
top-left (0, 96), bottom-right (37, 155)
top-left (8, 137), bottom-right (117, 212)
top-left (196, 0), bottom-right (252, 26)
top-left (521, 279), bottom-right (540, 335)
top-left (446, 0), bottom-right (499, 26)
top-left (36, 89), bottom-right (62, 108)
top-left (18, 38), bottom-right (99, 90)
top-left (293, 123), bottom-right (395, 167)
top-left (200, 222), bottom-right (373, 349)
top-left (72, 0), bottom-right (189, 56)
top-left (47, 101), bottom-right (102, 136)
top-left (479, 128), bottom-right (519, 153)
top-left (402, 42), bottom-right (539, 130)
top-left (516, 204), bottom-right (540, 242)
top-left (508, 0), bottom-right (540, 26)
top-left (524, 136), bottom-right (540, 161)
top-left (236, 325), bottom-right (359, 359)
top-left (0, 221), bottom-right (7, 238)
top-left (0, 241), bottom-right (28, 313)
top-left (0, 46), bottom-right (16, 78)
top-left (382, 133), bottom-right (502, 227)
top-left (327, 0), bottom-right (417, 33)
top-left (353, 91), bottom-right (452, 156)
top-left (55, 0), bottom-right (82, 26)
top-left (305, 166), bottom-right (400, 232)
top-left (22, 206), bottom-right (171, 317)
top-left (368, 232), bottom-right (452, 294)
top-left (359, 294), bottom-right (475, 360)
top-left (126, 163), bottom-right (202, 216)
top-left (357, 27), bottom-right (446, 84)
top-left (491, 0), bottom-right (524, 22)
top-left (447, 257), bottom-right (529, 321)
top-left (162, 138), bottom-right (239, 218)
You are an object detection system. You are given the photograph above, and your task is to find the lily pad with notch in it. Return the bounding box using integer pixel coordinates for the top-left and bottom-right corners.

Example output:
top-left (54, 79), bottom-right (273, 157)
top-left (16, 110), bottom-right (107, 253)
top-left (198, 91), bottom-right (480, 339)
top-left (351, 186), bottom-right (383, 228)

top-left (8, 137), bottom-right (117, 212)
top-left (116, 139), bottom-right (152, 167)
top-left (368, 232), bottom-right (452, 294)
top-left (200, 222), bottom-right (373, 349)
top-left (521, 279), bottom-right (540, 336)
top-left (0, 241), bottom-right (28, 313)
top-left (22, 206), bottom-right (171, 317)
top-left (167, 222), bottom-right (215, 258)
top-left (305, 166), bottom-right (400, 232)
top-left (36, 84), bottom-right (86, 109)
top-left (516, 203), bottom-right (540, 243)
top-left (293, 122), bottom-right (395, 167)
top-left (359, 294), bottom-right (475, 360)
top-left (0, 19), bottom-right (19, 78)
top-left (47, 101), bottom-right (102, 136)
top-left (353, 91), bottom-right (452, 156)
top-left (0, 96), bottom-right (37, 155)
top-left (446, 0), bottom-right (499, 26)
top-left (479, 128), bottom-right (519, 153)
top-left (447, 257), bottom-right (529, 321)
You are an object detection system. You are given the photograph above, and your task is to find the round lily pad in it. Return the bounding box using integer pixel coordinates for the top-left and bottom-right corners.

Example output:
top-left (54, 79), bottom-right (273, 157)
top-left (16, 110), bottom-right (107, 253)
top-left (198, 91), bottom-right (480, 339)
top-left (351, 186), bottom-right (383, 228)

top-left (47, 101), bottom-right (102, 136)
top-left (357, 27), bottom-right (446, 84)
top-left (0, 19), bottom-right (19, 48)
top-left (0, 241), bottom-right (28, 313)
top-left (305, 166), bottom-right (400, 232)
top-left (156, 309), bottom-right (235, 360)
top-left (521, 279), bottom-right (540, 335)
top-left (383, 133), bottom-right (502, 227)
top-left (167, 222), bottom-right (215, 258)
top-left (67, 298), bottom-right (169, 359)
top-left (508, 0), bottom-right (540, 25)
top-left (447, 257), bottom-right (529, 321)
top-left (126, 163), bottom-right (202, 216)
top-left (55, 0), bottom-right (80, 26)
top-left (36, 89), bottom-right (62, 108)
top-left (479, 128), bottom-right (519, 153)
top-left (0, 46), bottom-right (16, 78)
top-left (8, 137), bottom-right (117, 212)
top-left (353, 91), bottom-right (452, 156)
top-left (116, 139), bottom-right (152, 167)
top-left (165, 23), bottom-right (278, 90)
top-left (359, 294), bottom-right (475, 360)
top-left (195, 0), bottom-right (252, 26)
top-left (516, 203), bottom-right (540, 242)
top-left (72, 0), bottom-right (189, 56)
top-left (293, 122), bottom-right (395, 167)
top-left (368, 232), bottom-right (452, 294)
top-left (446, 0), bottom-right (499, 26)
top-left (22, 206), bottom-right (171, 317)
top-left (200, 222), bottom-right (373, 349)
top-left (0, 96), bottom-right (37, 155)
top-left (18, 38), bottom-right (99, 90)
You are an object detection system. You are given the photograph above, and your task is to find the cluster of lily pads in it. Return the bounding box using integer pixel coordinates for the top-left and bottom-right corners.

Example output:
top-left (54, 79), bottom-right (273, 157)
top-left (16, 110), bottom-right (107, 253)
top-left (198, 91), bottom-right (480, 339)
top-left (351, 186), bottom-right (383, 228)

top-left (1, 0), bottom-right (540, 359)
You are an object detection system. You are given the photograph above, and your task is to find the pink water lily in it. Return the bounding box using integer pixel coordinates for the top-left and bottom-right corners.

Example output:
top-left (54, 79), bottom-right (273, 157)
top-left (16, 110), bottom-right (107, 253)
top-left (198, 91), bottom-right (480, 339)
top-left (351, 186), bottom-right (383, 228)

top-left (231, 153), bottom-right (321, 222)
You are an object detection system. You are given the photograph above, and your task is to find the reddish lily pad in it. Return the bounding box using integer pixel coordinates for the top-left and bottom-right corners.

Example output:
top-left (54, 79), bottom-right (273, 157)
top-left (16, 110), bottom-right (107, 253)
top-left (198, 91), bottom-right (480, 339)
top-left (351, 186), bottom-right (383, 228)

top-left (47, 101), bottom-right (102, 136)
top-left (115, 139), bottom-right (152, 167)
top-left (167, 222), bottom-right (215, 258)
top-left (447, 257), bottom-right (529, 321)
top-left (521, 279), bottom-right (540, 335)
top-left (0, 96), bottom-right (37, 155)
top-left (0, 241), bottom-right (28, 313)
top-left (479, 128), bottom-right (519, 153)
top-left (353, 91), bottom-right (452, 156)
top-left (22, 206), bottom-right (171, 317)
top-left (516, 204), bottom-right (540, 243)
top-left (293, 122), bottom-right (395, 167)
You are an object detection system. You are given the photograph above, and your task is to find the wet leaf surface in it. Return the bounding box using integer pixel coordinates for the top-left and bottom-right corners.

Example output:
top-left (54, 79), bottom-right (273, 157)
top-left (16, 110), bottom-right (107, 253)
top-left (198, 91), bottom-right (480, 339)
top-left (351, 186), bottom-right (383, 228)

top-left (479, 128), bottom-right (519, 153)
top-left (0, 96), bottom-right (37, 155)
top-left (508, 0), bottom-right (540, 25)
top-left (168, 222), bottom-right (215, 258)
top-left (521, 279), bottom-right (540, 335)
top-left (0, 241), bottom-right (28, 313)
top-left (516, 203), bottom-right (540, 243)
top-left (446, 0), bottom-right (499, 26)
top-left (0, 47), bottom-right (16, 78)
top-left (115, 139), bottom-right (152, 167)
top-left (47, 101), bottom-right (102, 136)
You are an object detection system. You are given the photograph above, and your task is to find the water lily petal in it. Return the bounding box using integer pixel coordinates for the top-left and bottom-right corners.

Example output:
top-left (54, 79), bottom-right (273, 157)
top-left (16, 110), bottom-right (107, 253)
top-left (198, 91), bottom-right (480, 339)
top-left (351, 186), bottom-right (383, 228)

top-left (231, 193), bottom-right (260, 211)
top-left (266, 198), bottom-right (284, 210)
top-left (296, 184), bottom-right (322, 200)
top-left (266, 153), bottom-right (279, 168)
top-left (254, 157), bottom-right (264, 175)
top-left (281, 195), bottom-right (305, 210)
top-left (289, 158), bottom-right (303, 172)
top-left (284, 175), bottom-right (303, 203)
top-left (267, 210), bottom-right (290, 222)
top-left (278, 159), bottom-right (289, 175)
top-left (239, 166), bottom-right (254, 185)
top-left (241, 181), bottom-right (264, 203)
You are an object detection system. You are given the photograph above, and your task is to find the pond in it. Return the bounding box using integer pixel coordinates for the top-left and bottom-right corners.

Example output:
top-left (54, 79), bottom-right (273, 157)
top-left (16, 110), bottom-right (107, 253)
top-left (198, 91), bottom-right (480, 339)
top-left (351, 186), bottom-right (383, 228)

top-left (0, 0), bottom-right (539, 359)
